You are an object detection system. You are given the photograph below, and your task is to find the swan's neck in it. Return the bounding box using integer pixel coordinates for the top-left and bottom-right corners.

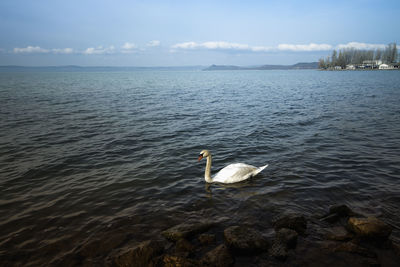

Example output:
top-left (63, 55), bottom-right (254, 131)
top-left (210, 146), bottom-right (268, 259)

top-left (205, 155), bottom-right (213, 183)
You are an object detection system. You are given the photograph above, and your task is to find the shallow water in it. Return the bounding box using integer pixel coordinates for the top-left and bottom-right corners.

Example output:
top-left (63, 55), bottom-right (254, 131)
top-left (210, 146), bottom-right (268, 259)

top-left (1, 70), bottom-right (400, 264)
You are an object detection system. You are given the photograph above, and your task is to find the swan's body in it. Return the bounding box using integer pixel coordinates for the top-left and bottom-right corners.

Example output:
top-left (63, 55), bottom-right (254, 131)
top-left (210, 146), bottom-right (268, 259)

top-left (198, 150), bottom-right (268, 184)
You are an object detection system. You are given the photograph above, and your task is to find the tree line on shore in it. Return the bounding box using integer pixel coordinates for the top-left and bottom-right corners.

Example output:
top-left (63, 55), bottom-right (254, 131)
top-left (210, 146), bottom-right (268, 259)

top-left (319, 43), bottom-right (398, 69)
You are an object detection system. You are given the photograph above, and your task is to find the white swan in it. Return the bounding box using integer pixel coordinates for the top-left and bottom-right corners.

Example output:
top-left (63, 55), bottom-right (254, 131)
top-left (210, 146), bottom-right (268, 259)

top-left (198, 149), bottom-right (268, 184)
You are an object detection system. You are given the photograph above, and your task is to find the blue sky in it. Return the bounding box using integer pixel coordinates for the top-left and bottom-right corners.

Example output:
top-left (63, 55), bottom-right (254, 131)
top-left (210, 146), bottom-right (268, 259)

top-left (0, 0), bottom-right (399, 66)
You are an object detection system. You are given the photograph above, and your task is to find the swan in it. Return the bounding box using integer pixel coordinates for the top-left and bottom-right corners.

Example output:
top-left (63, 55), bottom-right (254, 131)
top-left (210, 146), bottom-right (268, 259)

top-left (198, 149), bottom-right (268, 184)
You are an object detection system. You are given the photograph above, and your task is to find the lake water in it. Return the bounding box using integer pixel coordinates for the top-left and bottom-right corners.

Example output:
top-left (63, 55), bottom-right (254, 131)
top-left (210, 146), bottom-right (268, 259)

top-left (1, 69), bottom-right (400, 265)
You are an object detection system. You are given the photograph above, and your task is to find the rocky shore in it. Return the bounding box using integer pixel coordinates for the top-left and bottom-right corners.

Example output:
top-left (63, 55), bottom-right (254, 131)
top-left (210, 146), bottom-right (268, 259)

top-left (85, 204), bottom-right (400, 267)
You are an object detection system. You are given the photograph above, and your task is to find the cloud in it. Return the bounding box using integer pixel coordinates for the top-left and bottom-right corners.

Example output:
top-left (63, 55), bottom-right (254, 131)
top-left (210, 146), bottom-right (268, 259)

top-left (171, 41), bottom-right (332, 52)
top-left (52, 48), bottom-right (74, 54)
top-left (277, 43), bottom-right (332, 51)
top-left (122, 42), bottom-right (137, 50)
top-left (120, 42), bottom-right (138, 53)
top-left (336, 42), bottom-right (386, 50)
top-left (83, 46), bottom-right (115, 55)
top-left (147, 40), bottom-right (161, 47)
top-left (172, 41), bottom-right (253, 51)
top-left (13, 46), bottom-right (49, 54)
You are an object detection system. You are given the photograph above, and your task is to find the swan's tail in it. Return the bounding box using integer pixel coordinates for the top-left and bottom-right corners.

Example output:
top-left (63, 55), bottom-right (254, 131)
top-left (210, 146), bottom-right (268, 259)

top-left (254, 164), bottom-right (268, 176)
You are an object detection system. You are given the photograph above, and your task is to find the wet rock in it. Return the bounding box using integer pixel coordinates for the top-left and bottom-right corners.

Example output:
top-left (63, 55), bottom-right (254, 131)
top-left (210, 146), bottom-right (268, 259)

top-left (223, 225), bottom-right (269, 254)
top-left (273, 214), bottom-right (307, 235)
top-left (393, 242), bottom-right (400, 257)
top-left (163, 254), bottom-right (199, 267)
top-left (198, 233), bottom-right (216, 245)
top-left (333, 241), bottom-right (377, 258)
top-left (275, 228), bottom-right (298, 249)
top-left (269, 241), bottom-right (288, 261)
top-left (175, 238), bottom-right (195, 254)
top-left (162, 221), bottom-right (215, 242)
top-left (325, 226), bottom-right (354, 242)
top-left (201, 244), bottom-right (234, 267)
top-left (347, 217), bottom-right (392, 241)
top-left (269, 228), bottom-right (298, 261)
top-left (329, 204), bottom-right (355, 217)
top-left (321, 213), bottom-right (341, 223)
top-left (321, 204), bottom-right (356, 223)
top-left (114, 239), bottom-right (164, 267)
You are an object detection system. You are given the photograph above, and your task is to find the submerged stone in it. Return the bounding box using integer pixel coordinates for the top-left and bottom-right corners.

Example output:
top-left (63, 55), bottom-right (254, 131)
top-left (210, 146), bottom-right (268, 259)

top-left (273, 214), bottom-right (307, 235)
top-left (269, 241), bottom-right (288, 261)
top-left (201, 244), bottom-right (234, 267)
top-left (325, 226), bottom-right (354, 242)
top-left (223, 225), bottom-right (269, 254)
top-left (175, 238), bottom-right (195, 254)
top-left (162, 221), bottom-right (215, 242)
top-left (275, 228), bottom-right (298, 249)
top-left (329, 204), bottom-right (355, 217)
top-left (198, 233), bottom-right (216, 245)
top-left (163, 254), bottom-right (199, 267)
top-left (114, 239), bottom-right (164, 267)
top-left (347, 217), bottom-right (392, 241)
top-left (321, 204), bottom-right (357, 223)
top-left (333, 242), bottom-right (377, 258)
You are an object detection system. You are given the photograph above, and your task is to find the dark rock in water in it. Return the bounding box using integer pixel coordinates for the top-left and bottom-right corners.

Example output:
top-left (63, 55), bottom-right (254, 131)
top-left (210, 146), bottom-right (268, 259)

top-left (275, 228), bottom-right (298, 249)
top-left (269, 241), bottom-right (288, 261)
top-left (347, 217), bottom-right (392, 241)
top-left (162, 221), bottom-right (215, 241)
top-left (329, 204), bottom-right (355, 217)
top-left (325, 226), bottom-right (354, 242)
top-left (198, 233), bottom-right (216, 245)
top-left (163, 254), bottom-right (199, 267)
top-left (321, 204), bottom-right (356, 223)
top-left (273, 214), bottom-right (307, 235)
top-left (393, 242), bottom-right (400, 257)
top-left (223, 225), bottom-right (269, 254)
top-left (333, 242), bottom-right (377, 258)
top-left (269, 228), bottom-right (298, 261)
top-left (201, 244), bottom-right (234, 267)
top-left (175, 238), bottom-right (195, 254)
top-left (114, 239), bottom-right (164, 267)
top-left (321, 213), bottom-right (341, 223)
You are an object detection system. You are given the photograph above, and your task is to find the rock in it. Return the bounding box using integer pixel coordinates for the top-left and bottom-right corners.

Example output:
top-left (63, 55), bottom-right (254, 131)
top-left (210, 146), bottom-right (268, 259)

top-left (198, 233), bottom-right (216, 245)
top-left (325, 226), bottom-right (354, 242)
top-left (269, 241), bottom-right (288, 261)
top-left (162, 221), bottom-right (215, 242)
top-left (273, 214), bottom-right (307, 235)
top-left (163, 255), bottom-right (199, 267)
top-left (321, 213), bottom-right (341, 223)
top-left (275, 228), bottom-right (298, 249)
top-left (201, 244), bottom-right (234, 267)
top-left (223, 226), bottom-right (269, 254)
top-left (114, 239), bottom-right (164, 267)
top-left (393, 242), bottom-right (400, 257)
top-left (268, 228), bottom-right (297, 261)
top-left (175, 238), bottom-right (195, 254)
top-left (347, 217), bottom-right (392, 241)
top-left (333, 242), bottom-right (377, 258)
top-left (329, 204), bottom-right (355, 217)
top-left (321, 204), bottom-right (357, 223)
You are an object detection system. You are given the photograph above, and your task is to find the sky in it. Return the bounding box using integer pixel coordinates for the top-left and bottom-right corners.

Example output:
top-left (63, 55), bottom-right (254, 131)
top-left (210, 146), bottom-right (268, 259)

top-left (0, 0), bottom-right (399, 66)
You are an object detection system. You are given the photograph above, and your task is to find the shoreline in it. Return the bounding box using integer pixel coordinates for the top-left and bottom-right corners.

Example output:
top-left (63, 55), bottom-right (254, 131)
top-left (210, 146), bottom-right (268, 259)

top-left (4, 204), bottom-right (398, 266)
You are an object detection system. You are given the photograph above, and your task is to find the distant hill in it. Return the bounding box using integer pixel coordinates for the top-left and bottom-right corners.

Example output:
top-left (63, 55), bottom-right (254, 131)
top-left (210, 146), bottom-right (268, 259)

top-left (203, 62), bottom-right (318, 71)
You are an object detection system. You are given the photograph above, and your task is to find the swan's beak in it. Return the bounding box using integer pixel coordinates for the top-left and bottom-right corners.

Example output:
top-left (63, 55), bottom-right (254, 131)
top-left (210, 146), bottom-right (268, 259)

top-left (198, 155), bottom-right (203, 161)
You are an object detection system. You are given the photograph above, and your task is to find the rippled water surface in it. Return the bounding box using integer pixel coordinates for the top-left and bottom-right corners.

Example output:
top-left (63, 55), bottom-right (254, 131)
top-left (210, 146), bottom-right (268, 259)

top-left (1, 70), bottom-right (400, 264)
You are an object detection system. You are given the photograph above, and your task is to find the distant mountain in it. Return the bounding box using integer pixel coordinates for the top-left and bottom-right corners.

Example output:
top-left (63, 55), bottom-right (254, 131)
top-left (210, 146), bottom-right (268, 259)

top-left (203, 62), bottom-right (318, 71)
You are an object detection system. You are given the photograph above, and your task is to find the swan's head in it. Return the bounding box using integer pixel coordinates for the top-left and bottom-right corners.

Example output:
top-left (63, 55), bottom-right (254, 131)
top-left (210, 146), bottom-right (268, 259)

top-left (198, 149), bottom-right (210, 161)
